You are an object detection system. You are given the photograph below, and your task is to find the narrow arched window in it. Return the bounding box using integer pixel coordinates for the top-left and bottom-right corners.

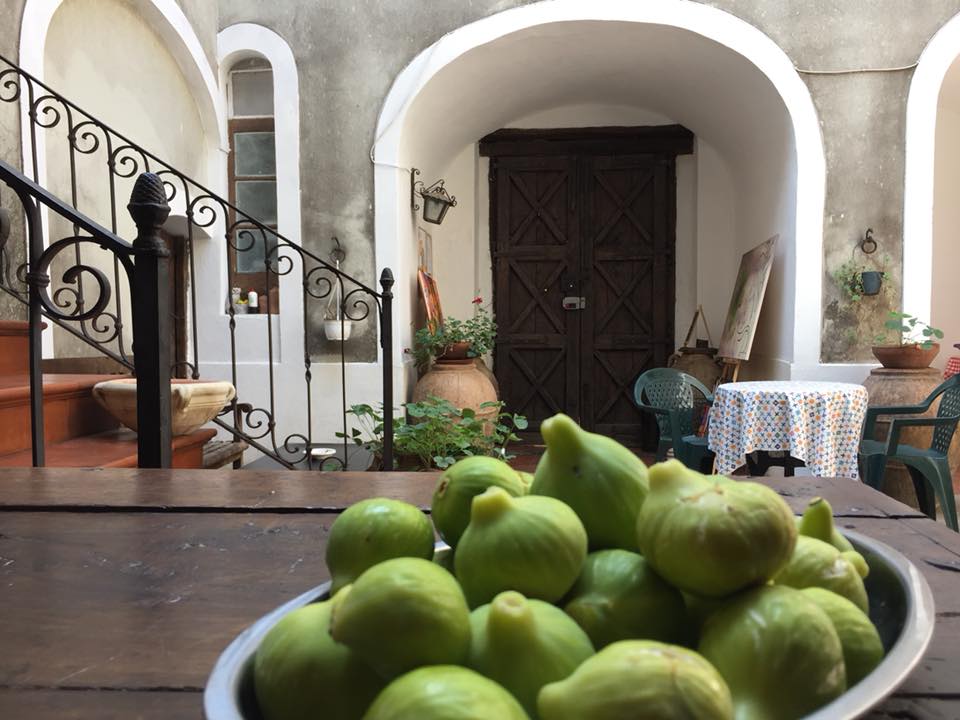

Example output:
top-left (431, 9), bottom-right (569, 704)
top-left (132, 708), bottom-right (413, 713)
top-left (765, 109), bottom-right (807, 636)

top-left (227, 56), bottom-right (278, 312)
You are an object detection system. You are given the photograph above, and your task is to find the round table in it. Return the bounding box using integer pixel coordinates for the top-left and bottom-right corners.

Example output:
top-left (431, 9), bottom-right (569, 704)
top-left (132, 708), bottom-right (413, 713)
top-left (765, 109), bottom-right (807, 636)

top-left (708, 381), bottom-right (869, 478)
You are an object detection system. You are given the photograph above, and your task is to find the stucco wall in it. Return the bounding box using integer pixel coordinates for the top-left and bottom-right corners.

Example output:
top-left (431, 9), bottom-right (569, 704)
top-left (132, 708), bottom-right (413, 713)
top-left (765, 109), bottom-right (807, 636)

top-left (8, 0), bottom-right (960, 363)
top-left (41, 0), bottom-right (207, 358)
top-left (933, 105), bottom-right (960, 365)
top-left (0, 0), bottom-right (27, 323)
top-left (215, 0), bottom-right (960, 364)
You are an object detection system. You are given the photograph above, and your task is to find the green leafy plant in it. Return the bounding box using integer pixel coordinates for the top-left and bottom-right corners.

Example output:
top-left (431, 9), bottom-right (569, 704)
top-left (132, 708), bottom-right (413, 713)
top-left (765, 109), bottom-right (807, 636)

top-left (873, 311), bottom-right (944, 349)
top-left (336, 396), bottom-right (527, 470)
top-left (411, 297), bottom-right (496, 365)
top-left (832, 258), bottom-right (888, 302)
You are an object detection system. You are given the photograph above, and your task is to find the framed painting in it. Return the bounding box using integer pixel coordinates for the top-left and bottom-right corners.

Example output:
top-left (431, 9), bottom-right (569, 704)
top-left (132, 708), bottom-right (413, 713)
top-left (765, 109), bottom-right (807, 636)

top-left (718, 235), bottom-right (778, 361)
top-left (417, 268), bottom-right (443, 333)
top-left (417, 226), bottom-right (434, 274)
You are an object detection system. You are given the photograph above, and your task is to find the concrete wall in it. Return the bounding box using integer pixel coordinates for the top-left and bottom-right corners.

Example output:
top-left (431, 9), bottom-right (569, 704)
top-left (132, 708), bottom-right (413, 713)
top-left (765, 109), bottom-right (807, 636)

top-left (42, 0), bottom-right (207, 358)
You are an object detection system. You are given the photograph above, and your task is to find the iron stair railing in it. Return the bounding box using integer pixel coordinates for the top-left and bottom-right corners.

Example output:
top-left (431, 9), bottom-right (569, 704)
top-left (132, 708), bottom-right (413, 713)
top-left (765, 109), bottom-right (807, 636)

top-left (0, 53), bottom-right (394, 470)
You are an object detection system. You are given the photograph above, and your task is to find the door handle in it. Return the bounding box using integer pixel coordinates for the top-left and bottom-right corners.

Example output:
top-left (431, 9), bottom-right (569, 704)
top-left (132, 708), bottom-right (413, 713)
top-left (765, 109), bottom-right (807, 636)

top-left (562, 296), bottom-right (586, 310)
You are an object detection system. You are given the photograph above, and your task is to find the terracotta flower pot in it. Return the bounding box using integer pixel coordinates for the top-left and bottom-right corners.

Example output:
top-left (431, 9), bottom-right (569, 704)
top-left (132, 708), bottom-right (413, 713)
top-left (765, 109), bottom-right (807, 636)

top-left (412, 361), bottom-right (498, 424)
top-left (92, 378), bottom-right (236, 436)
top-left (871, 343), bottom-right (940, 370)
top-left (437, 341), bottom-right (472, 363)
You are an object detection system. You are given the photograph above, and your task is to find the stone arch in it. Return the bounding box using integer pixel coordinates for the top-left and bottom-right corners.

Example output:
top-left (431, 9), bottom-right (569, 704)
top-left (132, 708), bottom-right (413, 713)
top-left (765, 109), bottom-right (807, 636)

top-left (373, 0), bottom-right (827, 385)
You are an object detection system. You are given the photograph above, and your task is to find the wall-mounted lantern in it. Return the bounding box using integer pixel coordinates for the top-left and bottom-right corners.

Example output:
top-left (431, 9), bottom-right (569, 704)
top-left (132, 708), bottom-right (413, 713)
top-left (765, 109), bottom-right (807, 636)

top-left (411, 168), bottom-right (457, 225)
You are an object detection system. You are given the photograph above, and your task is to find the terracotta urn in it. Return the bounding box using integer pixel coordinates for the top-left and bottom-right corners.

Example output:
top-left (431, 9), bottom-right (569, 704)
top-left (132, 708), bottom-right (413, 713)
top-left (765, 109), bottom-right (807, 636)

top-left (412, 359), bottom-right (498, 423)
top-left (92, 378), bottom-right (236, 436)
top-left (871, 343), bottom-right (940, 369)
top-left (863, 367), bottom-right (960, 507)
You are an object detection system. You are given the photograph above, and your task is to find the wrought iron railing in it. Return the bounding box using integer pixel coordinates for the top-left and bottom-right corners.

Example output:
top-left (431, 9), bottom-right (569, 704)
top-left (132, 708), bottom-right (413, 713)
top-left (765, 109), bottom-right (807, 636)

top-left (0, 53), bottom-right (394, 470)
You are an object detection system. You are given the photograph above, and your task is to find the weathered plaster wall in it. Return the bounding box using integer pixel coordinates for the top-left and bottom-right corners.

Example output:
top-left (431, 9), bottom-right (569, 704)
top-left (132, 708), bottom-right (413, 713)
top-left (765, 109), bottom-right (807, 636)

top-left (0, 0), bottom-right (27, 322)
top-left (217, 0), bottom-right (960, 363)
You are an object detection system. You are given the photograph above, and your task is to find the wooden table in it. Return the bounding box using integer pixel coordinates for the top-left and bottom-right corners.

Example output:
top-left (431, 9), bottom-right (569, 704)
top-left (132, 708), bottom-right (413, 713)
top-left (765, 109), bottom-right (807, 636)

top-left (0, 468), bottom-right (958, 719)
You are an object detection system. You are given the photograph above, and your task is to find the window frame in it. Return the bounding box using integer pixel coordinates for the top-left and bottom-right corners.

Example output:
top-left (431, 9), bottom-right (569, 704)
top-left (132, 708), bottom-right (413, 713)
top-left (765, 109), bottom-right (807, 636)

top-left (226, 108), bottom-right (279, 313)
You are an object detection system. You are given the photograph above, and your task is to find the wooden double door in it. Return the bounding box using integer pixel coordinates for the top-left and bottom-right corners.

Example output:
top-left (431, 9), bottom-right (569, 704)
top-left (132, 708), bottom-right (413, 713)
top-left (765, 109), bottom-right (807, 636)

top-left (483, 127), bottom-right (691, 441)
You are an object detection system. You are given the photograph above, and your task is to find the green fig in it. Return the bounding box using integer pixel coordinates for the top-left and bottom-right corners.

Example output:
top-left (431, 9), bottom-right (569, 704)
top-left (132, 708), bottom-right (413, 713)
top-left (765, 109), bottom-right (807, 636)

top-left (254, 600), bottom-right (384, 720)
top-left (636, 461), bottom-right (797, 597)
top-left (330, 557), bottom-right (470, 679)
top-left (538, 640), bottom-right (733, 720)
top-left (563, 549), bottom-right (687, 648)
top-left (326, 497), bottom-right (434, 594)
top-left (517, 470), bottom-right (535, 490)
top-left (699, 585), bottom-right (846, 720)
top-left (469, 591), bottom-right (594, 717)
top-left (362, 665), bottom-right (530, 720)
top-left (774, 535), bottom-right (869, 612)
top-left (432, 456), bottom-right (529, 547)
top-left (800, 587), bottom-right (884, 685)
top-left (455, 487), bottom-right (587, 607)
top-left (530, 413), bottom-right (648, 550)
top-left (798, 496), bottom-right (857, 554)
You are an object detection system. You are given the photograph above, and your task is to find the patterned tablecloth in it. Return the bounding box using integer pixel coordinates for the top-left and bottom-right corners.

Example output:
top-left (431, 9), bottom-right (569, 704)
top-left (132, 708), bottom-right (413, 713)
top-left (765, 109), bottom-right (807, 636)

top-left (708, 381), bottom-right (869, 479)
top-left (944, 356), bottom-right (960, 379)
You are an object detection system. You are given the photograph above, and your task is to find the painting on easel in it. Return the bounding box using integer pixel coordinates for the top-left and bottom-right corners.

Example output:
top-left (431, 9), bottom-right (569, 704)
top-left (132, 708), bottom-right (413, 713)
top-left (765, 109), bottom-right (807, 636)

top-left (417, 268), bottom-right (443, 333)
top-left (719, 235), bottom-right (778, 363)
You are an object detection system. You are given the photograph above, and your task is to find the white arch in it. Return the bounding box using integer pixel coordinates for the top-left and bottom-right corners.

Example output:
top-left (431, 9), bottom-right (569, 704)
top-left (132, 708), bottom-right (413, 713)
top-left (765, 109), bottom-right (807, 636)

top-left (212, 23), bottom-right (303, 367)
top-left (373, 0), bottom-right (827, 378)
top-left (19, 0), bottom-right (227, 186)
top-left (903, 13), bottom-right (960, 323)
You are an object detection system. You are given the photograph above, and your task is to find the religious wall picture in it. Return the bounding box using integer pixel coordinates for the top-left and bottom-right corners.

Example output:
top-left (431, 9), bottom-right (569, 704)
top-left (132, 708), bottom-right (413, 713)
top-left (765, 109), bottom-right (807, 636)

top-left (417, 226), bottom-right (434, 274)
top-left (718, 235), bottom-right (778, 361)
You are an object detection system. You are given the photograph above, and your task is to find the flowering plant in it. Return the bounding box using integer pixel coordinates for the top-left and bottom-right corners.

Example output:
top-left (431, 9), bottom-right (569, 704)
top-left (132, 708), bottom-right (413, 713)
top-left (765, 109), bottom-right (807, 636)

top-left (410, 296), bottom-right (496, 365)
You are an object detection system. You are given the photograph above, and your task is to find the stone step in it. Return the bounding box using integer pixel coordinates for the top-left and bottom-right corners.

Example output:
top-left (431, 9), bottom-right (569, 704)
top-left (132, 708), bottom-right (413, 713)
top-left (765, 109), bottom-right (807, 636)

top-left (0, 320), bottom-right (30, 376)
top-left (0, 427), bottom-right (216, 468)
top-left (0, 373), bottom-right (124, 455)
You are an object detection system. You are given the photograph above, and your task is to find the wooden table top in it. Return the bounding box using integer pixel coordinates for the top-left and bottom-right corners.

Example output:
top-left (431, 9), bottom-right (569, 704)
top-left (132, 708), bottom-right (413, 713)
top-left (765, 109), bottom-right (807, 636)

top-left (0, 467), bottom-right (957, 719)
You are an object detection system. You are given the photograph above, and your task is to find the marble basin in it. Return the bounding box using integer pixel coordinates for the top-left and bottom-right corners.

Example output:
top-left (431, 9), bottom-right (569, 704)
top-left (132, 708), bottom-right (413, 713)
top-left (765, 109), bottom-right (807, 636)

top-left (92, 378), bottom-right (236, 436)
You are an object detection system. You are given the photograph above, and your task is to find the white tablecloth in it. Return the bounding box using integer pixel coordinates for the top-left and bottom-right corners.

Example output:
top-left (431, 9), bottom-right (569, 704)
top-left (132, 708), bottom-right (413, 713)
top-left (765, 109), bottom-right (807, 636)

top-left (707, 381), bottom-right (869, 478)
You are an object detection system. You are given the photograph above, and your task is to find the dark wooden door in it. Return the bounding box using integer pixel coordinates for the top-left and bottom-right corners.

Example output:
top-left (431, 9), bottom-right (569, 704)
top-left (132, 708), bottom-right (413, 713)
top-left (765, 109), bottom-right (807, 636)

top-left (492, 156), bottom-right (581, 428)
top-left (488, 132), bottom-right (682, 440)
top-left (582, 154), bottom-right (675, 439)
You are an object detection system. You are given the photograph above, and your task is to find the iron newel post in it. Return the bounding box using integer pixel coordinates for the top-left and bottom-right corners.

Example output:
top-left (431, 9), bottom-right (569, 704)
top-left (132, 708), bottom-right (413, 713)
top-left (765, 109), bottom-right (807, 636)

top-left (128, 172), bottom-right (172, 468)
top-left (379, 268), bottom-right (394, 471)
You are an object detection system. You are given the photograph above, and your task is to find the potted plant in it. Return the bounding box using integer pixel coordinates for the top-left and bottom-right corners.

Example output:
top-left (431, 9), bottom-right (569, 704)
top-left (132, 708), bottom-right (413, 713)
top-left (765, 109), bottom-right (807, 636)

top-left (872, 311), bottom-right (944, 369)
top-left (411, 297), bottom-right (496, 365)
top-left (833, 257), bottom-right (888, 301)
top-left (336, 397), bottom-right (527, 470)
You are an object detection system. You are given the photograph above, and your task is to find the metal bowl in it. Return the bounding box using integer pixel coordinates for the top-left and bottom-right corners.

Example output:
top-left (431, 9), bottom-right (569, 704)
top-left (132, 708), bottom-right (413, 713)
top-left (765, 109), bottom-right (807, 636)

top-left (204, 532), bottom-right (934, 720)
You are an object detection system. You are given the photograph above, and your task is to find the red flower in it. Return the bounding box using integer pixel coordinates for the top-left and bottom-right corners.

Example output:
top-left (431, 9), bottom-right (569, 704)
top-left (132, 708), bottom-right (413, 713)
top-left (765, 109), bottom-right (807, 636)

top-left (472, 296), bottom-right (483, 304)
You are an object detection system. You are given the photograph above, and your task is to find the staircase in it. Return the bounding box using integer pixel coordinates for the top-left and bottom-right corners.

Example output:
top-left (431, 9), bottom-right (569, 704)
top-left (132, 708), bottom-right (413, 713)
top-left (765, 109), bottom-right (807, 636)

top-left (0, 321), bottom-right (214, 468)
top-left (0, 52), bottom-right (395, 470)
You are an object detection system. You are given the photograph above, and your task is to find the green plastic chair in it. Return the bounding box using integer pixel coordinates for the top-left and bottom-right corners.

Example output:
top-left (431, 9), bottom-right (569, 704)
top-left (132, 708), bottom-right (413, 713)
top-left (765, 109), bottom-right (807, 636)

top-left (858, 374), bottom-right (960, 532)
top-left (633, 367), bottom-right (715, 472)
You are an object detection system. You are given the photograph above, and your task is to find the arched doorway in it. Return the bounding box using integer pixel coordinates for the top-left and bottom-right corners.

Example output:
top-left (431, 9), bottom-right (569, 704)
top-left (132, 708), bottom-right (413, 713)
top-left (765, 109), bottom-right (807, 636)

top-left (373, 0), bottom-right (827, 410)
top-left (904, 13), bottom-right (960, 368)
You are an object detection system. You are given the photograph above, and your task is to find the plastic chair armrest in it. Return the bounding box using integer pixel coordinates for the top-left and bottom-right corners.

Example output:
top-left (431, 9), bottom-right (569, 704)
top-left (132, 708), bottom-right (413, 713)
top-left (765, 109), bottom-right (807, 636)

top-left (886, 415), bottom-right (960, 453)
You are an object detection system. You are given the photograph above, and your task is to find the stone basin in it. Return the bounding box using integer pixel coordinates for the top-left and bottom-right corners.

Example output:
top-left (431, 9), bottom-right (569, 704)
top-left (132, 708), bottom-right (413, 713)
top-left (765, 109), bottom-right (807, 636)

top-left (92, 378), bottom-right (236, 436)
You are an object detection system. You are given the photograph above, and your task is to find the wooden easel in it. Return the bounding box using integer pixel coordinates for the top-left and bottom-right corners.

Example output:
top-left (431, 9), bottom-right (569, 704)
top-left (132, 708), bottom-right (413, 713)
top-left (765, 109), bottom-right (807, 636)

top-left (716, 358), bottom-right (741, 386)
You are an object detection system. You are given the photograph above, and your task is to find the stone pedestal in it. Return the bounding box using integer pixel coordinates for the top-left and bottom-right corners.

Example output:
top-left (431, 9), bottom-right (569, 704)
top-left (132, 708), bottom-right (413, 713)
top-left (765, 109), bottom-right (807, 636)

top-left (862, 367), bottom-right (960, 509)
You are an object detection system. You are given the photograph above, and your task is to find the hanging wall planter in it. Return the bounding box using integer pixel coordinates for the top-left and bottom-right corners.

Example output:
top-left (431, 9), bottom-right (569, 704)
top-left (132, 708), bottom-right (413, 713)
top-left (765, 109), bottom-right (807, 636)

top-left (860, 271), bottom-right (883, 296)
top-left (323, 319), bottom-right (353, 341)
